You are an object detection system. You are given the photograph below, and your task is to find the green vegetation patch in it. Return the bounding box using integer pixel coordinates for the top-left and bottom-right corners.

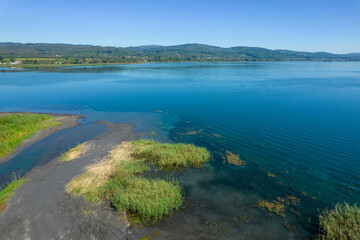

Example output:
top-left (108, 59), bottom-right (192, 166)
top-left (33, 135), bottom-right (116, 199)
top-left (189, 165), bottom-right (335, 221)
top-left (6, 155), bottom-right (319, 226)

top-left (79, 160), bottom-right (182, 224)
top-left (0, 113), bottom-right (61, 159)
top-left (0, 178), bottom-right (28, 212)
top-left (132, 139), bottom-right (211, 170)
top-left (68, 140), bottom-right (209, 224)
top-left (319, 203), bottom-right (360, 240)
top-left (106, 175), bottom-right (183, 224)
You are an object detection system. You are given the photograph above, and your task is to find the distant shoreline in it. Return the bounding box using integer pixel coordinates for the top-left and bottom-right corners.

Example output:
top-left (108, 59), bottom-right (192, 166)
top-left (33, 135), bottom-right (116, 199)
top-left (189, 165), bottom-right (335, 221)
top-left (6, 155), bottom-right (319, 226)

top-left (1, 43), bottom-right (359, 64)
top-left (2, 60), bottom-right (359, 69)
top-left (0, 112), bottom-right (84, 164)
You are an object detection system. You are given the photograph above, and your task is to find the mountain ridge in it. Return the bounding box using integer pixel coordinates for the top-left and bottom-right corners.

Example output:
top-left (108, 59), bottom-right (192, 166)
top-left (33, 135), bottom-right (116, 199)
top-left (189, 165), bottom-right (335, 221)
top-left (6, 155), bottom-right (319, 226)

top-left (0, 42), bottom-right (359, 62)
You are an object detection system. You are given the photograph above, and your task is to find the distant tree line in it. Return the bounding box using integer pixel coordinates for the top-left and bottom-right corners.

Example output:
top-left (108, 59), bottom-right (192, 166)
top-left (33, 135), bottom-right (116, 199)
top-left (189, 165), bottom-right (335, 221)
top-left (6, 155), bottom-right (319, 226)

top-left (0, 43), bottom-right (359, 65)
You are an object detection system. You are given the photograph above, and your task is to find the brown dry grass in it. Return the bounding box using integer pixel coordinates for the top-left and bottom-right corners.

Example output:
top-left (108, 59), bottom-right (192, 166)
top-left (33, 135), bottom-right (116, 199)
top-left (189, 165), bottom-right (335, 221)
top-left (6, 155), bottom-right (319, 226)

top-left (66, 140), bottom-right (184, 224)
top-left (59, 142), bottom-right (90, 162)
top-left (66, 141), bottom-right (134, 199)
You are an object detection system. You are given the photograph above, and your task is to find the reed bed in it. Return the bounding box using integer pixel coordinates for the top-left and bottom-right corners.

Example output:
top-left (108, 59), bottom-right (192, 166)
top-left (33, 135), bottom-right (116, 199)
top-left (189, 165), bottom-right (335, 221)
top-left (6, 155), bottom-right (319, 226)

top-left (67, 140), bottom-right (210, 224)
top-left (132, 139), bottom-right (211, 170)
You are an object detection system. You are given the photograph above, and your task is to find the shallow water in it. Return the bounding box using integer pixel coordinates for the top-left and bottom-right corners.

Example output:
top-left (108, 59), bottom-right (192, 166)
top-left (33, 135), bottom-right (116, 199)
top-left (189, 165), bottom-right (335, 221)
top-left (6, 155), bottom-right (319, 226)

top-left (0, 62), bottom-right (359, 239)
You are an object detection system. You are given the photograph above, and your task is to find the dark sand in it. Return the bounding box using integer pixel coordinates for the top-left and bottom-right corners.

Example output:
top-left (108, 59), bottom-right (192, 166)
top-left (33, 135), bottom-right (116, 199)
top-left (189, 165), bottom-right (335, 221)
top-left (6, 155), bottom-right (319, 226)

top-left (0, 121), bottom-right (146, 240)
top-left (0, 112), bottom-right (83, 164)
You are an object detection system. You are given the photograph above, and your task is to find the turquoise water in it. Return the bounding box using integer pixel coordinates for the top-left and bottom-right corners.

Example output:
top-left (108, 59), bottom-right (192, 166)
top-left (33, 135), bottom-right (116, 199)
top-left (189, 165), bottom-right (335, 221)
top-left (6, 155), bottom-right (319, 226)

top-left (0, 62), bottom-right (359, 239)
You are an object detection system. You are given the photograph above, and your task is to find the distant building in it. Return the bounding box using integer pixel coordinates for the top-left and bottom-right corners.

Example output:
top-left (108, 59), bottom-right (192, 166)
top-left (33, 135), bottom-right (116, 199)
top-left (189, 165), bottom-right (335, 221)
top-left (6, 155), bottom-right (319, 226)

top-left (10, 60), bottom-right (22, 65)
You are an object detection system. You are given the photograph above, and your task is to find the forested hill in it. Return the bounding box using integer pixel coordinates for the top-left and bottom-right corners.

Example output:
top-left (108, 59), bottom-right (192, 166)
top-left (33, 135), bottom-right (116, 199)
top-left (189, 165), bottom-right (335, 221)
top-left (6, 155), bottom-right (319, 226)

top-left (0, 42), bottom-right (359, 62)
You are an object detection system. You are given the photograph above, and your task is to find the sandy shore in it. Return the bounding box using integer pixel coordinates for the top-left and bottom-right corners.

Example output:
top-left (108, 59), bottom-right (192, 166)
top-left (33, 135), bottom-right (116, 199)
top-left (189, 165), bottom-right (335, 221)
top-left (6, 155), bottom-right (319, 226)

top-left (0, 121), bottom-right (147, 240)
top-left (0, 112), bottom-right (83, 164)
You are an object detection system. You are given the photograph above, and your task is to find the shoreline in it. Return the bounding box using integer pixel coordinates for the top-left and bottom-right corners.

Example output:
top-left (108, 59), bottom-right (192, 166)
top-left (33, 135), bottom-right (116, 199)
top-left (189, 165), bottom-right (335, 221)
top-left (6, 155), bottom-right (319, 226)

top-left (0, 112), bottom-right (84, 164)
top-left (2, 60), bottom-right (358, 70)
top-left (0, 120), bottom-right (142, 239)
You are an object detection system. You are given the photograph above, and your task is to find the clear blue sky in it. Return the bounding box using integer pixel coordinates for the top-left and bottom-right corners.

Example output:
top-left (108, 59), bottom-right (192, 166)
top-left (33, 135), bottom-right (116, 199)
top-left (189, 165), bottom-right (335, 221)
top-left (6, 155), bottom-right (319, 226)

top-left (0, 0), bottom-right (359, 53)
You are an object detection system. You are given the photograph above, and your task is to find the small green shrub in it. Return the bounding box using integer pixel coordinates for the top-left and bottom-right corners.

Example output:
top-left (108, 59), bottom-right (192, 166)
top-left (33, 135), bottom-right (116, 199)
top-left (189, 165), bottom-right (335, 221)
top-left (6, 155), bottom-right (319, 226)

top-left (319, 202), bottom-right (360, 240)
top-left (132, 139), bottom-right (210, 170)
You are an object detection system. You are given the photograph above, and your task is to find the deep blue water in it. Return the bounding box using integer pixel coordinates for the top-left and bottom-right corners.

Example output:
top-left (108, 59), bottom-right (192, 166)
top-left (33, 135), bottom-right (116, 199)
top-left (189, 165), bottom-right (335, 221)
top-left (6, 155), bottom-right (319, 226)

top-left (0, 62), bottom-right (359, 239)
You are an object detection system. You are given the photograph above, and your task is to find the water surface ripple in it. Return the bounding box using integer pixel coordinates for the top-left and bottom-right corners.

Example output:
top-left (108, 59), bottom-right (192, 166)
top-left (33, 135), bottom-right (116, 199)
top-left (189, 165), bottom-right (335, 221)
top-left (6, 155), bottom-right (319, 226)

top-left (0, 62), bottom-right (359, 239)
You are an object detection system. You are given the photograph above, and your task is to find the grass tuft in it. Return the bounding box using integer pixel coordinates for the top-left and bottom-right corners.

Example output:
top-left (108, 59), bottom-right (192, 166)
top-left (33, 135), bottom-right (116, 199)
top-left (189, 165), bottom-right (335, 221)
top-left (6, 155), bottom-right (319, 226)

top-left (106, 175), bottom-right (183, 224)
top-left (59, 142), bottom-right (88, 162)
top-left (319, 202), bottom-right (360, 240)
top-left (0, 113), bottom-right (61, 159)
top-left (132, 139), bottom-right (211, 170)
top-left (0, 176), bottom-right (28, 212)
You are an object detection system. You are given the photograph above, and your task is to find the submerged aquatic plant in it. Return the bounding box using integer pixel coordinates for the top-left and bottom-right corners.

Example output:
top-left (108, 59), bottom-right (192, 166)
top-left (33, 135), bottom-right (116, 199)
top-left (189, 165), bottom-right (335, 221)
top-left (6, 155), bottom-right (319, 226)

top-left (257, 200), bottom-right (286, 217)
top-left (225, 151), bottom-right (245, 166)
top-left (319, 203), bottom-right (360, 240)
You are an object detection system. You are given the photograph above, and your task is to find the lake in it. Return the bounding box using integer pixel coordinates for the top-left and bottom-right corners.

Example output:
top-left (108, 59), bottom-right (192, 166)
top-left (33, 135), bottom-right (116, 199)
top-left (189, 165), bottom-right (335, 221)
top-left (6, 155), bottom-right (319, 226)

top-left (0, 62), bottom-right (359, 239)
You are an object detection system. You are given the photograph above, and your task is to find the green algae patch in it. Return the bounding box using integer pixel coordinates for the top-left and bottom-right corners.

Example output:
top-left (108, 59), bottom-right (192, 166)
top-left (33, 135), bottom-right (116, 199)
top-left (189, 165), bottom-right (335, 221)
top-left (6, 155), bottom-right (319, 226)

top-left (132, 139), bottom-right (211, 170)
top-left (319, 203), bottom-right (360, 240)
top-left (257, 200), bottom-right (286, 217)
top-left (0, 113), bottom-right (61, 159)
top-left (257, 195), bottom-right (301, 217)
top-left (0, 178), bottom-right (28, 212)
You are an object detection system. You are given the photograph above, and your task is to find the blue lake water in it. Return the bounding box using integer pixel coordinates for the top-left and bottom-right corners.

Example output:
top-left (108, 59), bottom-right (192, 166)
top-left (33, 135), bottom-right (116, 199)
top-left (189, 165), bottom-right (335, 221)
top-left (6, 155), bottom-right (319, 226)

top-left (0, 62), bottom-right (359, 239)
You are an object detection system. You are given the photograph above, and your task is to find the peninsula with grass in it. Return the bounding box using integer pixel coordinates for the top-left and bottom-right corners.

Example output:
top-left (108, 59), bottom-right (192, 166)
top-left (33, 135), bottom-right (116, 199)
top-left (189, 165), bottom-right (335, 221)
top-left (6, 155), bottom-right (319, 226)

top-left (0, 112), bottom-right (80, 214)
top-left (65, 139), bottom-right (210, 224)
top-left (0, 112), bottom-right (81, 164)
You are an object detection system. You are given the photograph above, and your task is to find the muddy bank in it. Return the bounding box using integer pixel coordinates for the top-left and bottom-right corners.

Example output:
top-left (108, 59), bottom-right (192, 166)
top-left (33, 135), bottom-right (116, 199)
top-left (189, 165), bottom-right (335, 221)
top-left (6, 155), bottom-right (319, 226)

top-left (0, 112), bottom-right (83, 164)
top-left (0, 121), bottom-right (146, 240)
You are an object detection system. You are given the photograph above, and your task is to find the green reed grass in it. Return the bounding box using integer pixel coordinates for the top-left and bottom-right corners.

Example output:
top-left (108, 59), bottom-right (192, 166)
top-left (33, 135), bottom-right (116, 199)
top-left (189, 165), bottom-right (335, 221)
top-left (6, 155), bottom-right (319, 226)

top-left (115, 160), bottom-right (150, 176)
top-left (68, 140), bottom-right (209, 224)
top-left (132, 139), bottom-right (211, 170)
top-left (0, 113), bottom-right (61, 159)
top-left (0, 175), bottom-right (28, 212)
top-left (81, 160), bottom-right (182, 224)
top-left (105, 175), bottom-right (183, 224)
top-left (319, 202), bottom-right (360, 239)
